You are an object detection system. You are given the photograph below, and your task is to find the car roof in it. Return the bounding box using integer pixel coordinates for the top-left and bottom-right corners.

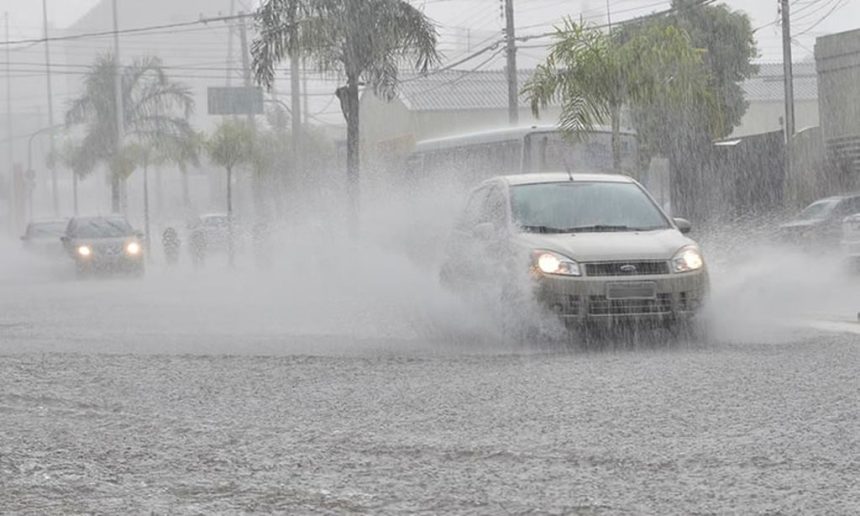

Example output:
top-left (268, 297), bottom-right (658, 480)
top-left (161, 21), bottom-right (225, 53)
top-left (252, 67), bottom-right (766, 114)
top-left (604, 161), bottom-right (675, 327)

top-left (71, 215), bottom-right (130, 223)
top-left (28, 219), bottom-right (68, 226)
top-left (484, 172), bottom-right (635, 188)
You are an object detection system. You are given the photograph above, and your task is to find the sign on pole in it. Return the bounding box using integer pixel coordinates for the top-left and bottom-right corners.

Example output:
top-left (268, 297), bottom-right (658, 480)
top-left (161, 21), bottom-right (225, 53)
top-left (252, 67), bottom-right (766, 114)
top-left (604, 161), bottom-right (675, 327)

top-left (207, 86), bottom-right (264, 116)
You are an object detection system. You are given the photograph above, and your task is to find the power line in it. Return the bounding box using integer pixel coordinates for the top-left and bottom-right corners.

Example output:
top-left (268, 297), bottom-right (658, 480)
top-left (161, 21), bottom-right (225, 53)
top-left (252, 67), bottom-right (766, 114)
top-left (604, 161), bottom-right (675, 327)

top-left (0, 13), bottom-right (254, 48)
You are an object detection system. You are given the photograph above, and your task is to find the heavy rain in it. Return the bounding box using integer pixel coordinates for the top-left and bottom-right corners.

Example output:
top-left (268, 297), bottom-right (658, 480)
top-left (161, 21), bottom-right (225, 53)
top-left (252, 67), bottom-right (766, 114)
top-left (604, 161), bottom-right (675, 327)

top-left (1, 0), bottom-right (860, 513)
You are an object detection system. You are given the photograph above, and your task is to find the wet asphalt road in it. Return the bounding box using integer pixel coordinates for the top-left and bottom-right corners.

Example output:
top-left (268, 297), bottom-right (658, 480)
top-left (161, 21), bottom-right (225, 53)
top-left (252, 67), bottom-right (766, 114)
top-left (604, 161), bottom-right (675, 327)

top-left (2, 252), bottom-right (860, 514)
top-left (2, 334), bottom-right (859, 514)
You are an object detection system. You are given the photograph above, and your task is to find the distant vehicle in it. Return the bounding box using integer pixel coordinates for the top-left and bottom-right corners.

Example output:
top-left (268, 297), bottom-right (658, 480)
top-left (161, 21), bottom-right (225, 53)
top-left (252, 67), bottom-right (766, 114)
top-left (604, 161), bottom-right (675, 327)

top-left (440, 173), bottom-right (708, 331)
top-left (407, 125), bottom-right (639, 185)
top-left (779, 194), bottom-right (860, 248)
top-left (189, 213), bottom-right (234, 251)
top-left (20, 219), bottom-right (68, 255)
top-left (61, 216), bottom-right (145, 277)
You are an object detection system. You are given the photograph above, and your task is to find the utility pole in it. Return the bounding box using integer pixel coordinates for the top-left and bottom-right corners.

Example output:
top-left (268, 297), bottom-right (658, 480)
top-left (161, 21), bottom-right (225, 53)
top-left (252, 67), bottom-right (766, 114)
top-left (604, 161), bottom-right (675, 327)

top-left (111, 0), bottom-right (124, 213)
top-left (238, 14), bottom-right (253, 125)
top-left (231, 12), bottom-right (256, 267)
top-left (226, 0), bottom-right (236, 86)
top-left (503, 0), bottom-right (518, 125)
top-left (5, 13), bottom-right (13, 230)
top-left (780, 0), bottom-right (795, 180)
top-left (41, 0), bottom-right (58, 216)
top-left (289, 4), bottom-right (302, 179)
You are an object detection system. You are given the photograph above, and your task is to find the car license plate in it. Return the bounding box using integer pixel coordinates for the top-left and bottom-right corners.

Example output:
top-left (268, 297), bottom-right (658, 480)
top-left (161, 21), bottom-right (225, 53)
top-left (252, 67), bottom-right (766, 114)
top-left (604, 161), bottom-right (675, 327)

top-left (606, 282), bottom-right (657, 299)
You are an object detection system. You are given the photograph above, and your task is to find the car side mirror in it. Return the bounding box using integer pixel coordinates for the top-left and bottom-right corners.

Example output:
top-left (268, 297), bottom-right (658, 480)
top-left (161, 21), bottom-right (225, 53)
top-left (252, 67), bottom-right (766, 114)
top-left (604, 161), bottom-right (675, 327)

top-left (674, 218), bottom-right (692, 234)
top-left (135, 231), bottom-right (145, 240)
top-left (60, 236), bottom-right (69, 243)
top-left (20, 235), bottom-right (27, 241)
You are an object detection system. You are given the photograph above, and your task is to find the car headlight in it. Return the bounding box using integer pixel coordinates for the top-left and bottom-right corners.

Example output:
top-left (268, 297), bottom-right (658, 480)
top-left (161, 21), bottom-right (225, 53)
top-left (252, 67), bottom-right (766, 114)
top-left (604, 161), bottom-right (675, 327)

top-left (125, 241), bottom-right (141, 256)
top-left (672, 246), bottom-right (704, 273)
top-left (532, 250), bottom-right (581, 277)
top-left (77, 245), bottom-right (92, 257)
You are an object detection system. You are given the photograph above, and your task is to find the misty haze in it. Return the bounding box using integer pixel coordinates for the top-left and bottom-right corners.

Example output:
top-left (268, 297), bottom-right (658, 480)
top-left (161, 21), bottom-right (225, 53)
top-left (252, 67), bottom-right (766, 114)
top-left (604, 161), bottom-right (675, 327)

top-left (1, 0), bottom-right (860, 514)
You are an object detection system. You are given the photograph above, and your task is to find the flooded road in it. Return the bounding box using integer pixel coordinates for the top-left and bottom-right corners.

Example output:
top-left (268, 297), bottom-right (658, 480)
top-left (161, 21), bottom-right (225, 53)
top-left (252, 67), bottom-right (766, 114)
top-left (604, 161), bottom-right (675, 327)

top-left (2, 336), bottom-right (859, 514)
top-left (2, 239), bottom-right (860, 514)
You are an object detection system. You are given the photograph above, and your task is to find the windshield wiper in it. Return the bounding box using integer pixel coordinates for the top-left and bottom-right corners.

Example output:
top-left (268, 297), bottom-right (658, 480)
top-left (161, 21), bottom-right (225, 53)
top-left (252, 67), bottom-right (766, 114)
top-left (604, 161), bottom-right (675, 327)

top-left (566, 225), bottom-right (638, 233)
top-left (519, 225), bottom-right (570, 234)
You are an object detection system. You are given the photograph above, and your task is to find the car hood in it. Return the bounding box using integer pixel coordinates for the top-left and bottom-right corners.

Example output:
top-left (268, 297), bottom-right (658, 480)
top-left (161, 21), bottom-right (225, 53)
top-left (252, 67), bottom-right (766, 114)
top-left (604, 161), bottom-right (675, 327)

top-left (69, 236), bottom-right (134, 246)
top-left (779, 219), bottom-right (824, 230)
top-left (514, 229), bottom-right (695, 262)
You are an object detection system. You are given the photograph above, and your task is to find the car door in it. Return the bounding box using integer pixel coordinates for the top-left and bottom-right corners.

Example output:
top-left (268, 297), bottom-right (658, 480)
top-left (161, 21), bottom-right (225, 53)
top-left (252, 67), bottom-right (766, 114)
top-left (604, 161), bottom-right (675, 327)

top-left (829, 197), bottom-right (860, 244)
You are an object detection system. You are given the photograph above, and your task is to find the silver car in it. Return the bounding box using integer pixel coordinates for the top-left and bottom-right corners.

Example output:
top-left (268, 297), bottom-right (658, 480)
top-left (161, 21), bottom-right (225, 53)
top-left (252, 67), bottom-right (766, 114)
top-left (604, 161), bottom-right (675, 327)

top-left (441, 173), bottom-right (709, 328)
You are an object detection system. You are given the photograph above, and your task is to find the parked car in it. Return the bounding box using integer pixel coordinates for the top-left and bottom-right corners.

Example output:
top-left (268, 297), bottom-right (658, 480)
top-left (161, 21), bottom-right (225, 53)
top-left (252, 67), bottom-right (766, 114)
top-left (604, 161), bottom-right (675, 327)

top-left (440, 173), bottom-right (709, 330)
top-left (61, 215), bottom-right (145, 277)
top-left (20, 219), bottom-right (68, 256)
top-left (188, 213), bottom-right (234, 252)
top-left (779, 194), bottom-right (860, 249)
top-left (841, 213), bottom-right (860, 265)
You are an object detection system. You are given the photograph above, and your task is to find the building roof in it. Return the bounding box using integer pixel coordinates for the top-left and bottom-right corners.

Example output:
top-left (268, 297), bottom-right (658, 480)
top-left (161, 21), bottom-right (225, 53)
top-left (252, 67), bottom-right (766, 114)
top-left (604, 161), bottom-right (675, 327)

top-left (737, 62), bottom-right (818, 102)
top-left (393, 62), bottom-right (818, 112)
top-left (397, 69), bottom-right (538, 111)
top-left (494, 172), bottom-right (634, 187)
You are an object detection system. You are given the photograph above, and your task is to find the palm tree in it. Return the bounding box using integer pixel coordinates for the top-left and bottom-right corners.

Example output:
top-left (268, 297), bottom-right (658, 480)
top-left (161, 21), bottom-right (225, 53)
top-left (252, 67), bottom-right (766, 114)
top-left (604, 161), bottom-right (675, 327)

top-left (65, 54), bottom-right (195, 212)
top-left (523, 20), bottom-right (718, 173)
top-left (251, 0), bottom-right (439, 222)
top-left (206, 119), bottom-right (256, 267)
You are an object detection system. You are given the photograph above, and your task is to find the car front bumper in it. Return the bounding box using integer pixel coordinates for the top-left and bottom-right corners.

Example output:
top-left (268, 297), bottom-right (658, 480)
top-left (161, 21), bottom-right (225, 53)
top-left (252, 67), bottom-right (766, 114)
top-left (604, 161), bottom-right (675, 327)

top-left (533, 269), bottom-right (709, 325)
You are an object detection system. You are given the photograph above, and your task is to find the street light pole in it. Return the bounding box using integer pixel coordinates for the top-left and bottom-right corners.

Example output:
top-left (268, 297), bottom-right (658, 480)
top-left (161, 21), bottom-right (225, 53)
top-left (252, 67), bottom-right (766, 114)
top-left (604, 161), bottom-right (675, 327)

top-left (780, 0), bottom-right (795, 185)
top-left (504, 0), bottom-right (518, 125)
top-left (111, 0), bottom-right (125, 213)
top-left (41, 0), bottom-right (58, 216)
top-left (27, 123), bottom-right (63, 221)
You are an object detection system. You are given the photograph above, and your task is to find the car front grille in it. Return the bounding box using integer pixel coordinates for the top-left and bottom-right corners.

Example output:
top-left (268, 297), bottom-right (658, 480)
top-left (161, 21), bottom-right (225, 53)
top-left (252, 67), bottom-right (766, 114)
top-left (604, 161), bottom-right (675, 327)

top-left (585, 261), bottom-right (670, 277)
top-left (588, 293), bottom-right (673, 316)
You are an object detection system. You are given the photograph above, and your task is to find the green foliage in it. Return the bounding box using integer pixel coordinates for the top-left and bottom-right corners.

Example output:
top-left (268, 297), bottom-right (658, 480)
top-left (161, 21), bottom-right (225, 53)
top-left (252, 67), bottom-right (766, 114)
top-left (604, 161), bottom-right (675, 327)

top-left (206, 119), bottom-right (256, 172)
top-left (252, 0), bottom-right (440, 99)
top-left (523, 19), bottom-right (715, 169)
top-left (252, 0), bottom-right (440, 217)
top-left (65, 54), bottom-right (197, 180)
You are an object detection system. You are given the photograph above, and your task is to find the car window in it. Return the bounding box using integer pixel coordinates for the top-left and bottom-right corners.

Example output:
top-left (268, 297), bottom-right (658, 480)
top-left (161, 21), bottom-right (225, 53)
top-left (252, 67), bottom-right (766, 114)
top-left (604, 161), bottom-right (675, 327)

top-left (27, 222), bottom-right (66, 238)
top-left (797, 199), bottom-right (838, 221)
top-left (482, 186), bottom-right (508, 229)
top-left (458, 187), bottom-right (490, 230)
top-left (70, 218), bottom-right (134, 238)
top-left (836, 197), bottom-right (860, 218)
top-left (510, 181), bottom-right (670, 232)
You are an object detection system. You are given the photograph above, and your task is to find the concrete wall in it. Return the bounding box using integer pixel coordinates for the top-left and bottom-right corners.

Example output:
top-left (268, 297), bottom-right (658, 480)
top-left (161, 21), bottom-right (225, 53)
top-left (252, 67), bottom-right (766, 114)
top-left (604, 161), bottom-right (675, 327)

top-left (816, 28), bottom-right (860, 179)
top-left (731, 99), bottom-right (819, 138)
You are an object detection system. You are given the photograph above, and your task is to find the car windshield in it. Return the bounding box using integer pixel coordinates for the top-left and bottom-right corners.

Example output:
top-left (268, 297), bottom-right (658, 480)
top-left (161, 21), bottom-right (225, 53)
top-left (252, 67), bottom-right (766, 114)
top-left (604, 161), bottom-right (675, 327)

top-left (71, 218), bottom-right (134, 238)
top-left (204, 216), bottom-right (229, 226)
top-left (510, 181), bottom-right (670, 233)
top-left (27, 222), bottom-right (67, 238)
top-left (796, 199), bottom-right (839, 221)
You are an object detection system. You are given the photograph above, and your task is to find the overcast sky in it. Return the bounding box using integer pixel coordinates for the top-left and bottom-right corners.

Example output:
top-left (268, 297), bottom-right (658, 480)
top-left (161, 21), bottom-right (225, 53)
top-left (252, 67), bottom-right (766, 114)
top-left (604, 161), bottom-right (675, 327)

top-left (3, 0), bottom-right (858, 63)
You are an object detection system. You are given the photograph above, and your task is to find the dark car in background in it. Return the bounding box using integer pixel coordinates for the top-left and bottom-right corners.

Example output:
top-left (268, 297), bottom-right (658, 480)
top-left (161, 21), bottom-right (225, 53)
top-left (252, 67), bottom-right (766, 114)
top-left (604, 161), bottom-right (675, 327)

top-left (778, 194), bottom-right (860, 249)
top-left (61, 216), bottom-right (145, 277)
top-left (20, 219), bottom-right (68, 256)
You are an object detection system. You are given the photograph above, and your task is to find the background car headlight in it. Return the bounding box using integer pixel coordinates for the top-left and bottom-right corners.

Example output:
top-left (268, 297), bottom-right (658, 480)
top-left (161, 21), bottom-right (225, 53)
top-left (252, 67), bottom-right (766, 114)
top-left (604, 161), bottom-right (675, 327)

top-left (672, 246), bottom-right (704, 273)
top-left (532, 250), bottom-right (581, 277)
top-left (77, 245), bottom-right (92, 257)
top-left (126, 241), bottom-right (141, 256)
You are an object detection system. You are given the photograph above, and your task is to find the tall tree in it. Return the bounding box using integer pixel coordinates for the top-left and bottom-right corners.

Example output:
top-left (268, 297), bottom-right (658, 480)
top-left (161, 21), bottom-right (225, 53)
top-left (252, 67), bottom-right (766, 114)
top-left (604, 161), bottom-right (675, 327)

top-left (625, 0), bottom-right (757, 218)
top-left (251, 0), bottom-right (439, 224)
top-left (523, 19), bottom-right (716, 174)
top-left (65, 54), bottom-right (195, 212)
top-left (207, 119), bottom-right (255, 220)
